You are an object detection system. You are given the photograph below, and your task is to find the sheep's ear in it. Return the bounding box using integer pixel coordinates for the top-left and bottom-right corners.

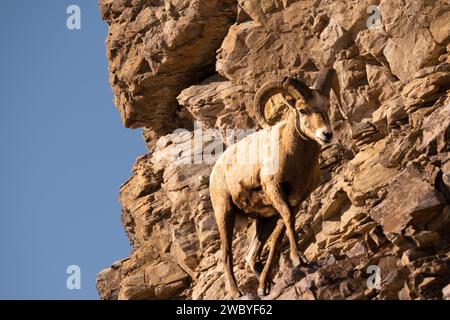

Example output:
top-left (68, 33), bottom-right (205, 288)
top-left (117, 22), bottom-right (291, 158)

top-left (313, 68), bottom-right (336, 98)
top-left (314, 68), bottom-right (347, 119)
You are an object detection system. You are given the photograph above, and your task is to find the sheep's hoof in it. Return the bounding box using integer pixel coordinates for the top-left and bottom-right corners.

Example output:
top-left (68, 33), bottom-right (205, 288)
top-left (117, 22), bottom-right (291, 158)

top-left (291, 256), bottom-right (301, 267)
top-left (229, 288), bottom-right (244, 300)
top-left (257, 287), bottom-right (267, 297)
top-left (257, 282), bottom-right (271, 297)
top-left (300, 253), bottom-right (308, 264)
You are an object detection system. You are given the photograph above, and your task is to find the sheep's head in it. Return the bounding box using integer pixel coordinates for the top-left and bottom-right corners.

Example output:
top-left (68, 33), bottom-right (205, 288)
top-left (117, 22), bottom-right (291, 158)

top-left (254, 69), bottom-right (340, 146)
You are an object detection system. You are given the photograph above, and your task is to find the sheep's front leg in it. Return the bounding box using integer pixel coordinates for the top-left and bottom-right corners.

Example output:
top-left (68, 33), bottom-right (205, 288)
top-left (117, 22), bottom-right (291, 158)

top-left (266, 184), bottom-right (301, 267)
top-left (245, 216), bottom-right (278, 279)
top-left (258, 218), bottom-right (285, 296)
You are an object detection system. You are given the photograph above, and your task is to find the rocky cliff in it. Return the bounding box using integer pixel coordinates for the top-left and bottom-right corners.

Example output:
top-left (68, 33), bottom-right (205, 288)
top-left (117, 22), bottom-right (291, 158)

top-left (96, 0), bottom-right (450, 300)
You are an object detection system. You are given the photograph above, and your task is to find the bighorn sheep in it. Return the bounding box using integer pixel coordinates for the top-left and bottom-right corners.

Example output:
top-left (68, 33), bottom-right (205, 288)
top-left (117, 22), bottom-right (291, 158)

top-left (210, 69), bottom-right (340, 298)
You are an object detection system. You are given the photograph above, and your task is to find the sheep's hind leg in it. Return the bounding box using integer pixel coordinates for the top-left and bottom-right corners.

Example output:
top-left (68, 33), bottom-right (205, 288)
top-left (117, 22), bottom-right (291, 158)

top-left (258, 219), bottom-right (285, 296)
top-left (245, 216), bottom-right (278, 280)
top-left (215, 196), bottom-right (242, 299)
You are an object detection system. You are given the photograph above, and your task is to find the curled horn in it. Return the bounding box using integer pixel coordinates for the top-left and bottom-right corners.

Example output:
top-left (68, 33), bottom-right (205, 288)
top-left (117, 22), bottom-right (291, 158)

top-left (253, 77), bottom-right (313, 129)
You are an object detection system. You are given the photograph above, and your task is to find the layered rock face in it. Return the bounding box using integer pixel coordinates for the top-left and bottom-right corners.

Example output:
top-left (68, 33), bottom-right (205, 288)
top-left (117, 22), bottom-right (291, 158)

top-left (97, 0), bottom-right (450, 300)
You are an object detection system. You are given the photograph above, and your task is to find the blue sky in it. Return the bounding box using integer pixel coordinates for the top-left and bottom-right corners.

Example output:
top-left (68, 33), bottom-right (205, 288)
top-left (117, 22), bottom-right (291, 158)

top-left (0, 1), bottom-right (146, 299)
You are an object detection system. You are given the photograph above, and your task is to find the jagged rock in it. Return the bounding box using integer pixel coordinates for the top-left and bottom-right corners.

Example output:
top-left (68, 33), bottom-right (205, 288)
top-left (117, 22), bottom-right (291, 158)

top-left (410, 231), bottom-right (440, 249)
top-left (377, 255), bottom-right (408, 299)
top-left (365, 64), bottom-right (399, 104)
top-left (402, 72), bottom-right (450, 112)
top-left (96, 258), bottom-right (130, 300)
top-left (371, 96), bottom-right (407, 130)
top-left (177, 75), bottom-right (256, 136)
top-left (430, 11), bottom-right (450, 44)
top-left (383, 29), bottom-right (441, 82)
top-left (385, 128), bottom-right (422, 168)
top-left (355, 29), bottom-right (390, 64)
top-left (99, 0), bottom-right (237, 133)
top-left (346, 138), bottom-right (398, 205)
top-left (340, 88), bottom-right (379, 123)
top-left (97, 0), bottom-right (450, 301)
top-left (118, 258), bottom-right (189, 300)
top-left (177, 76), bottom-right (233, 128)
top-left (370, 165), bottom-right (445, 234)
top-left (422, 103), bottom-right (450, 153)
top-left (428, 206), bottom-right (450, 233)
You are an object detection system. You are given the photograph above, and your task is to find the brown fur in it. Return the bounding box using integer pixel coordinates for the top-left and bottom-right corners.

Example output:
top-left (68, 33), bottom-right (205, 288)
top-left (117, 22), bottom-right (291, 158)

top-left (210, 91), bottom-right (332, 298)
